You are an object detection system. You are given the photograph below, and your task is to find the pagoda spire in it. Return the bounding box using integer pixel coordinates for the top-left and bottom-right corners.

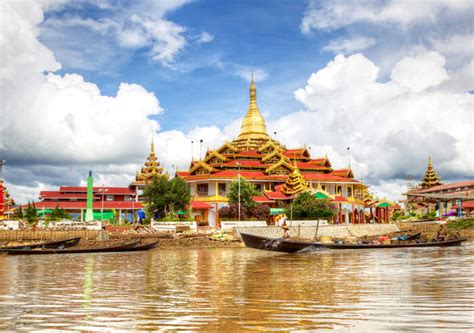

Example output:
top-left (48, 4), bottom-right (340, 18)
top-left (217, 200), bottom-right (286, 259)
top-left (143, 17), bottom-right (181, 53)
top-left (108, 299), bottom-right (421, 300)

top-left (420, 156), bottom-right (442, 189)
top-left (238, 78), bottom-right (269, 140)
top-left (150, 138), bottom-right (156, 158)
top-left (134, 139), bottom-right (165, 184)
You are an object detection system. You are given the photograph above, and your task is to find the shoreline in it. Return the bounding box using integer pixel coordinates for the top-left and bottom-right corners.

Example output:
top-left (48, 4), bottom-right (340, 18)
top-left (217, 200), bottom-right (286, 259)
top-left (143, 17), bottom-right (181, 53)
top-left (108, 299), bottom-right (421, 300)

top-left (1, 222), bottom-right (473, 250)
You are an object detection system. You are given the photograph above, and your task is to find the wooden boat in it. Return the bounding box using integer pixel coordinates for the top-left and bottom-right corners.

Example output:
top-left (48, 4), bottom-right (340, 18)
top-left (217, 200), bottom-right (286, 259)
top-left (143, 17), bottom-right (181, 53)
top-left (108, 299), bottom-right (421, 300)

top-left (127, 240), bottom-right (159, 251)
top-left (5, 240), bottom-right (140, 255)
top-left (0, 237), bottom-right (81, 251)
top-left (240, 233), bottom-right (467, 253)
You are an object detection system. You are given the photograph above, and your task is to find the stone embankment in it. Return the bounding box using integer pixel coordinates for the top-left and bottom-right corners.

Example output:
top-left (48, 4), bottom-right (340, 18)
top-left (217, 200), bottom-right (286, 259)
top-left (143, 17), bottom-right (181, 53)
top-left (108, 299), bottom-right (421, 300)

top-left (237, 224), bottom-right (400, 239)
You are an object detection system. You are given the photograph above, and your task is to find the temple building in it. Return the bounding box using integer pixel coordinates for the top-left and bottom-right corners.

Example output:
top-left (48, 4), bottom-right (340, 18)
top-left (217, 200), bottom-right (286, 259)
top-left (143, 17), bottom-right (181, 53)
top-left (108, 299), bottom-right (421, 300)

top-left (23, 185), bottom-right (141, 223)
top-left (0, 180), bottom-right (15, 220)
top-left (177, 79), bottom-right (371, 226)
top-left (405, 157), bottom-right (474, 217)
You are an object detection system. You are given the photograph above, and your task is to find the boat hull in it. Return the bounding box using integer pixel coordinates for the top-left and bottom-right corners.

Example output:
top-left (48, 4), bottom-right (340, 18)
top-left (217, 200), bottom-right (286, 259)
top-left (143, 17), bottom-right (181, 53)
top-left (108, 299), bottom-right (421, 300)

top-left (5, 240), bottom-right (140, 255)
top-left (240, 233), bottom-right (466, 253)
top-left (127, 240), bottom-right (159, 251)
top-left (0, 237), bottom-right (81, 251)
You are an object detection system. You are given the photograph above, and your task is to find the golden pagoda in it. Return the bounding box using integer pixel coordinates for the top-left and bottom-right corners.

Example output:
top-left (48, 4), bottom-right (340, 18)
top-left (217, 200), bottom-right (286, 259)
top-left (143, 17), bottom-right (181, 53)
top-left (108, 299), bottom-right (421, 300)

top-left (419, 156), bottom-right (442, 189)
top-left (281, 165), bottom-right (308, 196)
top-left (230, 77), bottom-right (281, 150)
top-left (132, 140), bottom-right (165, 187)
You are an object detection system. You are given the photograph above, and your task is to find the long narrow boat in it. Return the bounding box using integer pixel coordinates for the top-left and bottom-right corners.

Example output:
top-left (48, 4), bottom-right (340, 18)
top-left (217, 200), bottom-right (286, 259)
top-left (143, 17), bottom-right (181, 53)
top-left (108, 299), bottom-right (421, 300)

top-left (240, 233), bottom-right (467, 253)
top-left (0, 237), bottom-right (81, 251)
top-left (5, 240), bottom-right (140, 255)
top-left (127, 240), bottom-right (159, 251)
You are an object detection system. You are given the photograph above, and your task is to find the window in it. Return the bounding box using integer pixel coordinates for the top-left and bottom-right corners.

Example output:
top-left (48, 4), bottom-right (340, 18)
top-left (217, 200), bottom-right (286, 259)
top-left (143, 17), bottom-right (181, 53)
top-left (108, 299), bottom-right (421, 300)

top-left (336, 186), bottom-right (342, 195)
top-left (321, 185), bottom-right (327, 191)
top-left (347, 187), bottom-right (352, 197)
top-left (197, 183), bottom-right (209, 196)
top-left (106, 195), bottom-right (114, 201)
top-left (218, 183), bottom-right (226, 195)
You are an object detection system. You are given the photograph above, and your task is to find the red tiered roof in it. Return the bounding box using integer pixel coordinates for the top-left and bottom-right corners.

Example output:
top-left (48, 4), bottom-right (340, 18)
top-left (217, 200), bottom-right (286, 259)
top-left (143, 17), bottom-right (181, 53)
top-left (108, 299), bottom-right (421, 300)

top-left (303, 174), bottom-right (359, 183)
top-left (419, 180), bottom-right (474, 193)
top-left (191, 201), bottom-right (212, 209)
top-left (265, 191), bottom-right (291, 200)
top-left (452, 201), bottom-right (474, 209)
top-left (252, 195), bottom-right (274, 204)
top-left (40, 191), bottom-right (89, 199)
top-left (220, 160), bottom-right (267, 167)
top-left (22, 201), bottom-right (143, 210)
top-left (59, 186), bottom-right (136, 195)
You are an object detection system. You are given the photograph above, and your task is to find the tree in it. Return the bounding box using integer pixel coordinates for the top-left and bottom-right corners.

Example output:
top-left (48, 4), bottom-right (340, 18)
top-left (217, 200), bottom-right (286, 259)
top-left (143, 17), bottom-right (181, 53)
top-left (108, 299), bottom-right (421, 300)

top-left (143, 176), bottom-right (191, 220)
top-left (251, 204), bottom-right (271, 220)
top-left (227, 177), bottom-right (259, 211)
top-left (25, 201), bottom-right (38, 224)
top-left (219, 203), bottom-right (248, 220)
top-left (292, 193), bottom-right (337, 220)
top-left (49, 205), bottom-right (71, 221)
top-left (14, 207), bottom-right (23, 220)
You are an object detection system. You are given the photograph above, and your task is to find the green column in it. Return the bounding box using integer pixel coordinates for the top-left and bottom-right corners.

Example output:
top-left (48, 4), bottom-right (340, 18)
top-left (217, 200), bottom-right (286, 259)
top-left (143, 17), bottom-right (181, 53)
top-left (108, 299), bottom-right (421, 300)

top-left (85, 171), bottom-right (94, 222)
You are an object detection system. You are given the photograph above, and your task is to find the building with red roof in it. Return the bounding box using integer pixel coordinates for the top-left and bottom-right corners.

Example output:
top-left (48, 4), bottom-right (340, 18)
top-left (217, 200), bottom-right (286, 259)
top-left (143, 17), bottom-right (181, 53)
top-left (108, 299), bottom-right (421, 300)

top-left (405, 158), bottom-right (474, 218)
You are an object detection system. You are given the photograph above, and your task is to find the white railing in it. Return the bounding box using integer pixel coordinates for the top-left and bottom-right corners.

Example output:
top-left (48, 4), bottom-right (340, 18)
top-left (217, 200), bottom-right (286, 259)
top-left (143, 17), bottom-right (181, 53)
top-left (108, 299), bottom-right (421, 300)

top-left (45, 220), bottom-right (103, 230)
top-left (151, 220), bottom-right (197, 231)
top-left (220, 220), bottom-right (267, 230)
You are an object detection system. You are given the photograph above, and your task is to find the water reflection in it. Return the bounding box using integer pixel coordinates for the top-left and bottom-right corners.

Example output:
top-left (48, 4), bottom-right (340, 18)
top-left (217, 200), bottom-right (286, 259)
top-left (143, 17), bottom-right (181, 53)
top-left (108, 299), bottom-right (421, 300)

top-left (0, 243), bottom-right (473, 332)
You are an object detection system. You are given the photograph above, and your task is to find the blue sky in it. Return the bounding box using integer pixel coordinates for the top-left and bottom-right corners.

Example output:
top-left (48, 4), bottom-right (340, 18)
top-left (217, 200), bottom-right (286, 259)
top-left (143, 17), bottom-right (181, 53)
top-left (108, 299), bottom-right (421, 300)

top-left (40, 0), bottom-right (331, 132)
top-left (1, 0), bottom-right (473, 203)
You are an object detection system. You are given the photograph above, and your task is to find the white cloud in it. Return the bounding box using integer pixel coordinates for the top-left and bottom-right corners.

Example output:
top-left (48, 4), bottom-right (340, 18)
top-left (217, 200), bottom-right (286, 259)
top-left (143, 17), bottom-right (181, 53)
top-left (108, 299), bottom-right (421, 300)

top-left (390, 51), bottom-right (448, 92)
top-left (39, 1), bottom-right (192, 65)
top-left (323, 37), bottom-right (377, 54)
top-left (292, 52), bottom-right (473, 184)
top-left (301, 0), bottom-right (473, 32)
top-left (195, 31), bottom-right (214, 45)
top-left (0, 1), bottom-right (163, 202)
top-left (369, 180), bottom-right (408, 202)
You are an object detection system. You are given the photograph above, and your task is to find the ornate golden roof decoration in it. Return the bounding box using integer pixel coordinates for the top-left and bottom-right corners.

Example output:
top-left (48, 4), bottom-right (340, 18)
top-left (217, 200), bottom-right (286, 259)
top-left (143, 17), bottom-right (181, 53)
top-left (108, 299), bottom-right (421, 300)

top-left (189, 160), bottom-right (217, 175)
top-left (281, 165), bottom-right (308, 195)
top-left (135, 139), bottom-right (165, 183)
top-left (265, 157), bottom-right (293, 175)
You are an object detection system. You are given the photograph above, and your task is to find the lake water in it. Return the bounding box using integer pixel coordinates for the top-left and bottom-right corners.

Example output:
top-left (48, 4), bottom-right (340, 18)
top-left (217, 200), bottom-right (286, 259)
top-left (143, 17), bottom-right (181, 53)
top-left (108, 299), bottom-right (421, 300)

top-left (1, 243), bottom-right (473, 332)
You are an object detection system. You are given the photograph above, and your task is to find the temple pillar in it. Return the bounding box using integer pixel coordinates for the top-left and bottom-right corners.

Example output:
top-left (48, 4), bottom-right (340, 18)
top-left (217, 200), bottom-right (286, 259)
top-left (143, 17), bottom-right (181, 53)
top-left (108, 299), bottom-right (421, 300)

top-left (351, 204), bottom-right (354, 224)
top-left (339, 203), bottom-right (342, 224)
top-left (215, 202), bottom-right (220, 228)
top-left (118, 209), bottom-right (122, 225)
top-left (80, 209), bottom-right (84, 222)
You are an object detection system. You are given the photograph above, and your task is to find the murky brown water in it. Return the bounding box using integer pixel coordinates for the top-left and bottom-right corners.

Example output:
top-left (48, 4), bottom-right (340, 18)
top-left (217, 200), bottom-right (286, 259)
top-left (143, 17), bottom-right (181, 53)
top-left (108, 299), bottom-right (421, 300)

top-left (0, 243), bottom-right (473, 332)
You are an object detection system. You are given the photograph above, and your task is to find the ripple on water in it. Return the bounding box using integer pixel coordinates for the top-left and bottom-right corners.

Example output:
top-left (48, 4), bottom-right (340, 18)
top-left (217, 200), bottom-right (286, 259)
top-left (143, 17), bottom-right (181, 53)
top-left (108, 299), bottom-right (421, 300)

top-left (0, 246), bottom-right (473, 332)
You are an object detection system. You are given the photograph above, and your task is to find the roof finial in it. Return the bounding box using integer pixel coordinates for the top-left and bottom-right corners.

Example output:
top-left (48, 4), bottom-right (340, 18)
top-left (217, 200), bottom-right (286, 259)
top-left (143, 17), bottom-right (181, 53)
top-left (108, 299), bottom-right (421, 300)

top-left (150, 137), bottom-right (155, 155)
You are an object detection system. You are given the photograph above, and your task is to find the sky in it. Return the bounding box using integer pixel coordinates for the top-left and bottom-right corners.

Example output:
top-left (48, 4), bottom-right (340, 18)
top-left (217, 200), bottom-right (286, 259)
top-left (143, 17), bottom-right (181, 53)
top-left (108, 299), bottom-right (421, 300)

top-left (1, 0), bottom-right (473, 204)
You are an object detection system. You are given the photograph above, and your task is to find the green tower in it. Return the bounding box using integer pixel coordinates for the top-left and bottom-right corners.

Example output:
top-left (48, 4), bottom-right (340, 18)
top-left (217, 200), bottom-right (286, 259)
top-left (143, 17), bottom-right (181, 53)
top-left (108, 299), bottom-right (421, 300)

top-left (85, 170), bottom-right (94, 222)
